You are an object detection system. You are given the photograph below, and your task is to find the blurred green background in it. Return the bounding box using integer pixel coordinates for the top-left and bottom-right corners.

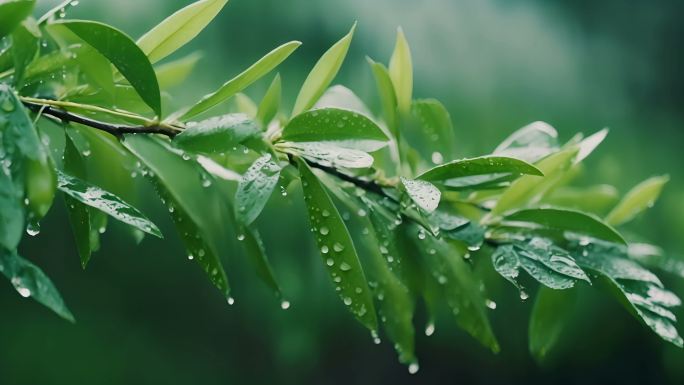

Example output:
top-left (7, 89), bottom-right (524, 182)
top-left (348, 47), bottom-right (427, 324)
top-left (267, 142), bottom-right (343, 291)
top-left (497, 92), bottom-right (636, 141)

top-left (1, 0), bottom-right (683, 384)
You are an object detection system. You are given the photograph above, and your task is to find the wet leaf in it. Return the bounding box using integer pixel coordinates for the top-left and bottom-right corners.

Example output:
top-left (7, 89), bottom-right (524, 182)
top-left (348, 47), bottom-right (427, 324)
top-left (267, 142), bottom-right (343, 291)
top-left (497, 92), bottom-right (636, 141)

top-left (179, 41), bottom-right (300, 120)
top-left (276, 141), bottom-right (373, 169)
top-left (281, 107), bottom-right (388, 152)
top-left (0, 249), bottom-right (74, 322)
top-left (504, 208), bottom-right (626, 245)
top-left (235, 154), bottom-right (281, 225)
top-left (418, 156), bottom-right (542, 183)
top-left (409, 99), bottom-right (456, 160)
top-left (400, 177), bottom-right (440, 213)
top-left (297, 158), bottom-right (378, 331)
top-left (292, 23), bottom-right (355, 116)
top-left (137, 0), bottom-right (228, 64)
top-left (494, 121), bottom-right (559, 163)
top-left (11, 17), bottom-right (40, 85)
top-left (174, 113), bottom-right (259, 154)
top-left (63, 131), bottom-right (92, 268)
top-left (606, 175), bottom-right (669, 227)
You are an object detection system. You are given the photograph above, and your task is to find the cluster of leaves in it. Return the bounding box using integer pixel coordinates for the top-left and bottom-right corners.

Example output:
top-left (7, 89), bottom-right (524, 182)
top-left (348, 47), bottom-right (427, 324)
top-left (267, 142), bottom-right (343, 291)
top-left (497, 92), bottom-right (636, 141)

top-left (1, 0), bottom-right (682, 371)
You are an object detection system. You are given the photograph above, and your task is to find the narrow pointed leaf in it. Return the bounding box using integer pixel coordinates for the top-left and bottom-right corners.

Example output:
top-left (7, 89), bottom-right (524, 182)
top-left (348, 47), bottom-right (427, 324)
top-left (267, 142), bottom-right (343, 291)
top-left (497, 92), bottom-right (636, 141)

top-left (11, 18), bottom-right (40, 85)
top-left (400, 177), bottom-right (440, 213)
top-left (56, 170), bottom-right (162, 238)
top-left (575, 128), bottom-right (608, 164)
top-left (606, 176), bottom-right (669, 227)
top-left (281, 107), bottom-right (388, 152)
top-left (409, 99), bottom-right (456, 160)
top-left (292, 23), bottom-right (355, 116)
top-left (179, 41), bottom-right (301, 120)
top-left (276, 141), bottom-right (373, 169)
top-left (418, 156), bottom-right (542, 183)
top-left (53, 20), bottom-right (161, 116)
top-left (174, 113), bottom-right (259, 154)
top-left (297, 158), bottom-right (378, 331)
top-left (123, 135), bottom-right (230, 297)
top-left (388, 27), bottom-right (413, 114)
top-left (239, 224), bottom-right (281, 296)
top-left (0, 249), bottom-right (74, 322)
top-left (137, 0), bottom-right (228, 64)
top-left (256, 73), bottom-right (281, 127)
top-left (505, 208), bottom-right (626, 245)
top-left (494, 121), bottom-right (559, 163)
top-left (63, 131), bottom-right (92, 268)
top-left (0, 0), bottom-right (35, 39)
top-left (367, 58), bottom-right (398, 135)
top-left (529, 287), bottom-right (577, 362)
top-left (235, 154), bottom-right (281, 225)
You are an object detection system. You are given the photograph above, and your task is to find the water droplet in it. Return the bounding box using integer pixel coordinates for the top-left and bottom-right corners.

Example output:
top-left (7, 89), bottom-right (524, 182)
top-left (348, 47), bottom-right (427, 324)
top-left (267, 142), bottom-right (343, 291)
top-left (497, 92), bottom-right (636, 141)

top-left (280, 300), bottom-right (290, 310)
top-left (357, 209), bottom-right (367, 217)
top-left (371, 330), bottom-right (381, 344)
top-left (520, 291), bottom-right (529, 301)
top-left (418, 231), bottom-right (426, 240)
top-left (321, 245), bottom-right (329, 254)
top-left (343, 297), bottom-right (352, 306)
top-left (425, 323), bottom-right (435, 336)
top-left (237, 234), bottom-right (245, 241)
top-left (187, 254), bottom-right (194, 260)
top-left (227, 297), bottom-right (235, 305)
top-left (408, 363), bottom-right (420, 374)
top-left (326, 258), bottom-right (334, 266)
top-left (322, 209), bottom-right (330, 217)
top-left (319, 227), bottom-right (329, 235)
top-left (340, 262), bottom-right (352, 271)
top-left (333, 242), bottom-right (344, 252)
top-left (26, 221), bottom-right (40, 236)
top-left (431, 151), bottom-right (444, 164)
top-left (485, 299), bottom-right (497, 310)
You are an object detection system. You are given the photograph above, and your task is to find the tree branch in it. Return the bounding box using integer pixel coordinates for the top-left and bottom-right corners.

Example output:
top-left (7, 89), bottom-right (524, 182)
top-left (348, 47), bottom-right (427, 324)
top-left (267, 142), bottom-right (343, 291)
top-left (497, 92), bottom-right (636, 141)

top-left (23, 101), bottom-right (180, 138)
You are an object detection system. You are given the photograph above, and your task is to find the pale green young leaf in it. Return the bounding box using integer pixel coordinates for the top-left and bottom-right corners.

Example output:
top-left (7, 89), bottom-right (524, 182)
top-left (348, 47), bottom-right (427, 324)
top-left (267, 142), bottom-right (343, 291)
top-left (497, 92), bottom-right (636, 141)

top-left (313, 85), bottom-right (372, 116)
top-left (155, 52), bottom-right (202, 90)
top-left (234, 93), bottom-right (257, 117)
top-left (179, 41), bottom-right (301, 120)
top-left (235, 154), bottom-right (281, 225)
top-left (542, 185), bottom-right (618, 215)
top-left (529, 287), bottom-right (577, 362)
top-left (0, 0), bottom-right (35, 39)
top-left (504, 208), bottom-right (626, 245)
top-left (0, 249), bottom-right (74, 322)
top-left (256, 73), bottom-right (281, 127)
top-left (174, 113), bottom-right (259, 154)
top-left (400, 177), bottom-right (440, 213)
top-left (276, 141), bottom-right (373, 169)
top-left (575, 128), bottom-right (608, 164)
top-left (494, 121), bottom-right (559, 163)
top-left (291, 23), bottom-right (356, 117)
top-left (56, 170), bottom-right (162, 238)
top-left (123, 135), bottom-right (231, 298)
top-left (281, 107), bottom-right (388, 152)
top-left (388, 27), bottom-right (413, 114)
top-left (297, 158), bottom-right (378, 332)
top-left (367, 57), bottom-right (397, 135)
top-left (137, 0), bottom-right (228, 64)
top-left (605, 175), bottom-right (669, 226)
top-left (52, 20), bottom-right (162, 116)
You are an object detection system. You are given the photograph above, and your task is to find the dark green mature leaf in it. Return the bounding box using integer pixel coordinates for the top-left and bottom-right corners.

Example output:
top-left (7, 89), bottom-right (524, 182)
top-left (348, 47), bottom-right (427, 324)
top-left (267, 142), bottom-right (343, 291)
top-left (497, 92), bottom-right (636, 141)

top-left (137, 0), bottom-right (228, 64)
top-left (418, 156), bottom-right (542, 184)
top-left (235, 154), bottom-right (281, 225)
top-left (400, 177), bottom-right (440, 213)
top-left (63, 131), bottom-right (92, 268)
top-left (494, 121), bottom-right (559, 163)
top-left (276, 141), bottom-right (373, 169)
top-left (123, 135), bottom-right (231, 298)
top-left (0, 167), bottom-right (23, 251)
top-left (388, 27), bottom-right (412, 114)
top-left (492, 238), bottom-right (590, 291)
top-left (573, 241), bottom-right (683, 347)
top-left (0, 249), bottom-right (74, 322)
top-left (0, 0), bottom-right (35, 39)
top-left (239, 224), bottom-right (282, 297)
top-left (56, 170), bottom-right (161, 238)
top-left (529, 287), bottom-right (577, 362)
top-left (174, 113), bottom-right (259, 154)
top-left (179, 41), bottom-right (301, 120)
top-left (291, 23), bottom-right (355, 117)
top-left (281, 108), bottom-right (388, 152)
top-left (504, 208), bottom-right (626, 245)
top-left (419, 233), bottom-right (499, 352)
top-left (367, 58), bottom-right (398, 135)
top-left (256, 73), bottom-right (281, 127)
top-left (11, 18), bottom-right (40, 85)
top-left (297, 158), bottom-right (378, 332)
top-left (605, 175), bottom-right (669, 227)
top-left (53, 20), bottom-right (162, 116)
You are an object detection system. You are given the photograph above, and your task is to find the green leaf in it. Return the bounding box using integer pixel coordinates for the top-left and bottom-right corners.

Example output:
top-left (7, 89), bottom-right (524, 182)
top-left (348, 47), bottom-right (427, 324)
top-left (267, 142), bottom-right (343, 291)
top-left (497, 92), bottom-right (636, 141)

top-left (418, 156), bottom-right (543, 183)
top-left (529, 287), bottom-right (577, 362)
top-left (63, 130), bottom-right (92, 268)
top-left (56, 170), bottom-right (162, 238)
top-left (155, 52), bottom-right (202, 90)
top-left (297, 158), bottom-right (378, 331)
top-left (575, 128), bottom-right (608, 164)
top-left (605, 175), bottom-right (669, 227)
top-left (0, 166), bottom-right (24, 251)
top-left (504, 208), bottom-right (626, 245)
top-left (291, 23), bottom-right (355, 117)
top-left (137, 0), bottom-right (228, 64)
top-left (388, 27), bottom-right (413, 114)
top-left (0, 249), bottom-right (74, 322)
top-left (573, 241), bottom-right (683, 347)
top-left (179, 41), bottom-right (301, 120)
top-left (239, 224), bottom-right (282, 297)
top-left (281, 107), bottom-right (388, 152)
top-left (234, 93), bottom-right (257, 117)
top-left (400, 177), bottom-right (440, 213)
top-left (0, 0), bottom-right (35, 39)
top-left (256, 73), bottom-right (281, 127)
top-left (52, 20), bottom-right (162, 116)
top-left (313, 85), bottom-right (372, 116)
top-left (367, 58), bottom-right (397, 135)
top-left (542, 185), bottom-right (618, 215)
top-left (123, 135), bottom-right (231, 298)
top-left (492, 238), bottom-right (589, 291)
top-left (494, 121), bottom-right (559, 163)
top-left (174, 113), bottom-right (259, 154)
top-left (419, 233), bottom-right (499, 352)
top-left (70, 43), bottom-right (116, 97)
top-left (235, 154), bottom-right (281, 225)
top-left (11, 17), bottom-right (40, 85)
top-left (491, 147), bottom-right (578, 216)
top-left (409, 99), bottom-right (456, 160)
top-left (276, 141), bottom-right (373, 169)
